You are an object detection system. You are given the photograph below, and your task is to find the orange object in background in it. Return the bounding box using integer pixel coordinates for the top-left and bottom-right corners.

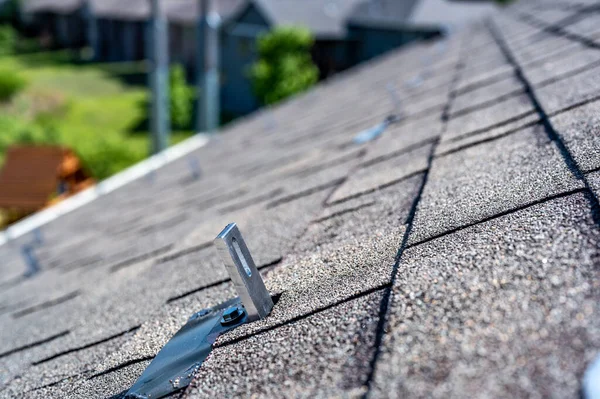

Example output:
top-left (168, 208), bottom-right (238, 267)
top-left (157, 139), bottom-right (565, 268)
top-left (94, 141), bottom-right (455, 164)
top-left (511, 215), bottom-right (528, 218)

top-left (0, 146), bottom-right (94, 223)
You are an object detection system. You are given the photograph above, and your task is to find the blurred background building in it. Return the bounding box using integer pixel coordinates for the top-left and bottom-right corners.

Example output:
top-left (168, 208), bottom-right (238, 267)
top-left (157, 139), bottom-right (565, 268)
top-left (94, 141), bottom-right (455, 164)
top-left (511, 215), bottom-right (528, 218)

top-left (20, 0), bottom-right (498, 117)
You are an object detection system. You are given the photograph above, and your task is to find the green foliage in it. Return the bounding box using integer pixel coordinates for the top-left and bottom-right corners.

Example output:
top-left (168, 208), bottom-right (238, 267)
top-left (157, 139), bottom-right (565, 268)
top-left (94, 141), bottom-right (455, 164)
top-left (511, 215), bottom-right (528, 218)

top-left (0, 52), bottom-right (150, 180)
top-left (0, 113), bottom-right (143, 180)
top-left (0, 52), bottom-right (197, 181)
top-left (0, 22), bottom-right (41, 55)
top-left (249, 26), bottom-right (319, 105)
top-left (169, 64), bottom-right (194, 130)
top-left (0, 68), bottom-right (26, 101)
top-left (0, 114), bottom-right (29, 156)
top-left (77, 136), bottom-right (142, 180)
top-left (0, 24), bottom-right (16, 55)
top-left (0, 114), bottom-right (59, 165)
top-left (139, 64), bottom-right (194, 130)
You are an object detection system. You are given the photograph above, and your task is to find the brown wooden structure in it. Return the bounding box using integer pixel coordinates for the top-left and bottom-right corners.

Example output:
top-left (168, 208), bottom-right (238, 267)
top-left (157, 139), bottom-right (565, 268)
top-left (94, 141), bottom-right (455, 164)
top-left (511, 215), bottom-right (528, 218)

top-left (0, 146), bottom-right (94, 220)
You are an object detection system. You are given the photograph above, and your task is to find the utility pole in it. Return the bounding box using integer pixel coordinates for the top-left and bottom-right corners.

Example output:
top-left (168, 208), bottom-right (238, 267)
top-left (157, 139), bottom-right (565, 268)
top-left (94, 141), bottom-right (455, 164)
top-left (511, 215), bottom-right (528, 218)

top-left (149, 0), bottom-right (170, 154)
top-left (83, 0), bottom-right (98, 61)
top-left (196, 0), bottom-right (220, 133)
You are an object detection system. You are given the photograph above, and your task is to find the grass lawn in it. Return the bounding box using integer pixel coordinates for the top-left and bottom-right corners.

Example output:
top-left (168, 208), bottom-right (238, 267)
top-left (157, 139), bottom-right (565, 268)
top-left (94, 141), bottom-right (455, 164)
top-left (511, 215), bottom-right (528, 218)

top-left (0, 51), bottom-right (193, 180)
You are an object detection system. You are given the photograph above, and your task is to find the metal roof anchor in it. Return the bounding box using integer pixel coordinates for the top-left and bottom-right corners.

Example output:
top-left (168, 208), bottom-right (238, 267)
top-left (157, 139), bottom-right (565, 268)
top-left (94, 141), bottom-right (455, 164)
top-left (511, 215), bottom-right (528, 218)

top-left (187, 155), bottom-right (202, 180)
top-left (386, 82), bottom-right (403, 121)
top-left (214, 223), bottom-right (273, 321)
top-left (21, 244), bottom-right (40, 277)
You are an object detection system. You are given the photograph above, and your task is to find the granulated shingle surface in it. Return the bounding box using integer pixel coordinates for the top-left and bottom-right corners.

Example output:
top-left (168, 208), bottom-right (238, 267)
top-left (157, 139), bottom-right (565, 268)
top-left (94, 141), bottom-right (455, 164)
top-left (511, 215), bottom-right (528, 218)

top-left (435, 112), bottom-right (540, 156)
top-left (535, 63), bottom-right (600, 115)
top-left (185, 291), bottom-right (384, 399)
top-left (449, 75), bottom-right (524, 117)
top-left (328, 143), bottom-right (431, 204)
top-left (524, 46), bottom-right (600, 86)
top-left (409, 124), bottom-right (583, 245)
top-left (550, 100), bottom-right (600, 173)
top-left (589, 170), bottom-right (600, 198)
top-left (2, 1), bottom-right (600, 398)
top-left (444, 94), bottom-right (535, 142)
top-left (372, 194), bottom-right (600, 398)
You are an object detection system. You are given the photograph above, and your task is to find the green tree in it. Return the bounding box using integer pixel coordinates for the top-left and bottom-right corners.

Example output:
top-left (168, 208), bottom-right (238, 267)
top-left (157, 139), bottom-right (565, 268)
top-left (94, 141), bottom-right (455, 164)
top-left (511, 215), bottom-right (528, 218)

top-left (169, 64), bottom-right (194, 130)
top-left (77, 136), bottom-right (142, 180)
top-left (0, 114), bottom-right (59, 165)
top-left (250, 26), bottom-right (319, 105)
top-left (0, 68), bottom-right (26, 101)
top-left (0, 24), bottom-right (16, 55)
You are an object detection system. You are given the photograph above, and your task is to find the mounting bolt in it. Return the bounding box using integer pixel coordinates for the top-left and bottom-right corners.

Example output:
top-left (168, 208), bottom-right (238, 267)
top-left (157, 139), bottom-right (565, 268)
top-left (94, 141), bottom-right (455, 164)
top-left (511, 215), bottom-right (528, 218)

top-left (220, 305), bottom-right (245, 326)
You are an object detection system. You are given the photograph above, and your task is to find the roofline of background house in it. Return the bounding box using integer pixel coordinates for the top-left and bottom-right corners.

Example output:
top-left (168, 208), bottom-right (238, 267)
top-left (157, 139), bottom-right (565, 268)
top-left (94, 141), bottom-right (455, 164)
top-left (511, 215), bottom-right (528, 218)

top-left (0, 133), bottom-right (210, 247)
top-left (221, 0), bottom-right (290, 33)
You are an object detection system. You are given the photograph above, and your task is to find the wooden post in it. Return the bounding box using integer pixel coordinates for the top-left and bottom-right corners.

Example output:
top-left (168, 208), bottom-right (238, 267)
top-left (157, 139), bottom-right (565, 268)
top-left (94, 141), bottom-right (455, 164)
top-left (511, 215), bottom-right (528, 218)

top-left (83, 0), bottom-right (98, 60)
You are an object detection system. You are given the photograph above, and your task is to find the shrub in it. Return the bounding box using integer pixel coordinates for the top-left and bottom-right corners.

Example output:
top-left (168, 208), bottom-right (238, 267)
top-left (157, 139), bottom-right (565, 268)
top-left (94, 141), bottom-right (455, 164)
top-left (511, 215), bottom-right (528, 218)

top-left (139, 64), bottom-right (194, 131)
top-left (169, 64), bottom-right (194, 130)
top-left (0, 114), bottom-right (59, 165)
top-left (249, 26), bottom-right (319, 105)
top-left (0, 114), bottom-right (143, 181)
top-left (0, 24), bottom-right (16, 55)
top-left (77, 137), bottom-right (143, 180)
top-left (0, 69), bottom-right (26, 101)
top-left (0, 114), bottom-right (27, 156)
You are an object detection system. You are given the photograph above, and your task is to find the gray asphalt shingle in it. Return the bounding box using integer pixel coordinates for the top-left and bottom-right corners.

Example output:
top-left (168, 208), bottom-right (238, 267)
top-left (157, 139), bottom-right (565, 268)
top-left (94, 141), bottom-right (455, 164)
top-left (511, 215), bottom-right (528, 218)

top-left (524, 46), bottom-right (600, 87)
top-left (409, 124), bottom-right (583, 245)
top-left (535, 63), bottom-right (600, 115)
top-left (563, 13), bottom-right (600, 38)
top-left (435, 112), bottom-right (540, 157)
top-left (588, 170), bottom-right (600, 198)
top-left (449, 74), bottom-right (524, 117)
top-left (550, 100), bottom-right (600, 173)
top-left (511, 34), bottom-right (580, 65)
top-left (360, 114), bottom-right (442, 164)
top-left (372, 193), bottom-right (600, 398)
top-left (444, 94), bottom-right (535, 142)
top-left (328, 143), bottom-right (431, 205)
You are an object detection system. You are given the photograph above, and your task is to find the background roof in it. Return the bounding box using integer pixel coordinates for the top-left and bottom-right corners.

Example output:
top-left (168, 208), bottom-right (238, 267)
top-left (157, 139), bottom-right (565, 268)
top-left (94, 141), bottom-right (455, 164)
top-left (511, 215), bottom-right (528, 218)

top-left (251, 0), bottom-right (364, 38)
top-left (408, 0), bottom-right (499, 28)
top-left (22, 0), bottom-right (497, 31)
top-left (22, 0), bottom-right (246, 22)
top-left (347, 0), bottom-right (421, 29)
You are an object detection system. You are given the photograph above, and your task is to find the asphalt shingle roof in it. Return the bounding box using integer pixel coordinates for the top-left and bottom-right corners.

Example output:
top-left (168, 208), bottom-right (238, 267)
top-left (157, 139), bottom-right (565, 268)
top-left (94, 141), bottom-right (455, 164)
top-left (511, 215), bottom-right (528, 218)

top-left (2, 0), bottom-right (600, 397)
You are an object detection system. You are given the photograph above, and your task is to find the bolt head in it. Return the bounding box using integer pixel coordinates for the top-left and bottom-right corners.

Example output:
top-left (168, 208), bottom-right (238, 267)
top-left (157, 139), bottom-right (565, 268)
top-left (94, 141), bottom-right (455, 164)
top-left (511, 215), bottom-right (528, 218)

top-left (220, 305), bottom-right (245, 325)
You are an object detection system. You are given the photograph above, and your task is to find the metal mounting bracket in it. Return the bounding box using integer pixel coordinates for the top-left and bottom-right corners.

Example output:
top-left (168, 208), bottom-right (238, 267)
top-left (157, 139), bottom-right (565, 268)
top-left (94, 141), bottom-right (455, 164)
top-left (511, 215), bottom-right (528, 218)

top-left (214, 223), bottom-right (273, 321)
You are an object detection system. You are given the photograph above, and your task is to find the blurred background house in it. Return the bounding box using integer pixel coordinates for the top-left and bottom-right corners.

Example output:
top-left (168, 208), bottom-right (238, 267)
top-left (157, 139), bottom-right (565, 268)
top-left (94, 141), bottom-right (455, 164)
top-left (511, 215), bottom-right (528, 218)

top-left (20, 0), bottom-right (498, 117)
